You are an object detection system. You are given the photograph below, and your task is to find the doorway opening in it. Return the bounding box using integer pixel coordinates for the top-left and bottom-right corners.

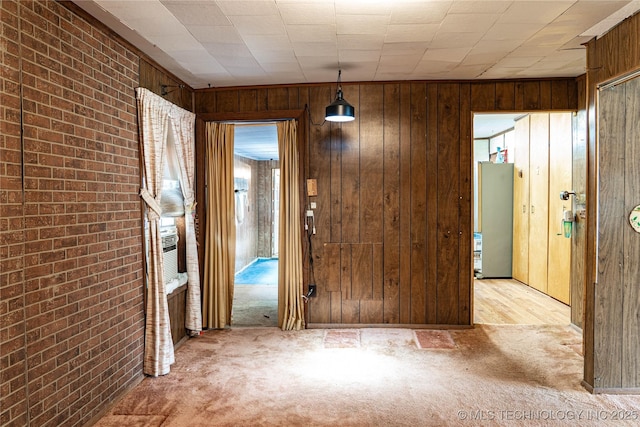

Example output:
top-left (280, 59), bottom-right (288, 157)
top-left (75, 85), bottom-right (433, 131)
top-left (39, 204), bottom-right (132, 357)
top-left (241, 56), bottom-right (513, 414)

top-left (472, 112), bottom-right (572, 326)
top-left (232, 123), bottom-right (280, 327)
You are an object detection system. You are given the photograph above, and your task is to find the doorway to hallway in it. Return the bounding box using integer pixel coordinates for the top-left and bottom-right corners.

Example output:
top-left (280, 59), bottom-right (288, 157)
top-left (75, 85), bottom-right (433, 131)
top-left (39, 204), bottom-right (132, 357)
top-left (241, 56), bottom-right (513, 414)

top-left (232, 123), bottom-right (279, 327)
top-left (472, 112), bottom-right (573, 326)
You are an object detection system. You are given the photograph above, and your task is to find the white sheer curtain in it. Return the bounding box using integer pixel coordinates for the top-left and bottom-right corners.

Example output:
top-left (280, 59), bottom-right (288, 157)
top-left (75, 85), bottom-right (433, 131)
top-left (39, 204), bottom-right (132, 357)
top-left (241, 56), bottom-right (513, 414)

top-left (136, 87), bottom-right (174, 376)
top-left (169, 108), bottom-right (202, 335)
top-left (136, 87), bottom-right (201, 375)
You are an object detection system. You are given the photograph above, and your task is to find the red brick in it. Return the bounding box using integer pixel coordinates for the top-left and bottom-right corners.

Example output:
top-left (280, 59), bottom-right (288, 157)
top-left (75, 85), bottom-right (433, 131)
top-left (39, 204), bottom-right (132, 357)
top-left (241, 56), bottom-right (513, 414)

top-left (3, 1), bottom-right (144, 425)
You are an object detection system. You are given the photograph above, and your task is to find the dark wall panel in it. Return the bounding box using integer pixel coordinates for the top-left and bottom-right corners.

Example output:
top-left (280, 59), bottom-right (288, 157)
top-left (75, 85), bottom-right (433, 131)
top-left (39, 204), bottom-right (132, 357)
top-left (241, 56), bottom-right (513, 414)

top-left (195, 78), bottom-right (577, 326)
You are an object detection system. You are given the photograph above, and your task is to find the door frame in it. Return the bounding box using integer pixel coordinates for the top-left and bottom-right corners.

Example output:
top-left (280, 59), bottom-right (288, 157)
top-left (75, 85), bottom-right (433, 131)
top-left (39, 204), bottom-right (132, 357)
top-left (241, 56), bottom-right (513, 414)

top-left (194, 109), bottom-right (308, 323)
top-left (470, 110), bottom-right (578, 324)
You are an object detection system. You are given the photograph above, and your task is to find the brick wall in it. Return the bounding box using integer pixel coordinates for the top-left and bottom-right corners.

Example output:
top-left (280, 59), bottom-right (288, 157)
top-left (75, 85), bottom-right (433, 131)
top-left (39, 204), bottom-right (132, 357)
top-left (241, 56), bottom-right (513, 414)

top-left (1, 1), bottom-right (145, 426)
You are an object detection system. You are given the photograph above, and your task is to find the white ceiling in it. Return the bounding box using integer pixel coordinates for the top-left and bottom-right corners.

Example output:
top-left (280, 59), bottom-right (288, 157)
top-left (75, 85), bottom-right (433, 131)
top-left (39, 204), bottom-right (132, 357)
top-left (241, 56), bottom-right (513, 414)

top-left (73, 0), bottom-right (640, 89)
top-left (70, 1), bottom-right (640, 159)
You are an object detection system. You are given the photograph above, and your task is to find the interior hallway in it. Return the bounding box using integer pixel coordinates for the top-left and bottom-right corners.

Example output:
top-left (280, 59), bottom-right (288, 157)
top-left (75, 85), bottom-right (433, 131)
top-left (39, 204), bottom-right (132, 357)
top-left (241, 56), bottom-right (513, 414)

top-left (474, 278), bottom-right (570, 325)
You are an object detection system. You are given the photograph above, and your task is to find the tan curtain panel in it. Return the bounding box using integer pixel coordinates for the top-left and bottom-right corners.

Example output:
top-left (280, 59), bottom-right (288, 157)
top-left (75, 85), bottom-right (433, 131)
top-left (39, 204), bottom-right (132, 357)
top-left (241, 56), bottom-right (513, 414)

top-left (135, 87), bottom-right (175, 376)
top-left (170, 109), bottom-right (202, 335)
top-left (277, 120), bottom-right (305, 330)
top-left (203, 122), bottom-right (236, 329)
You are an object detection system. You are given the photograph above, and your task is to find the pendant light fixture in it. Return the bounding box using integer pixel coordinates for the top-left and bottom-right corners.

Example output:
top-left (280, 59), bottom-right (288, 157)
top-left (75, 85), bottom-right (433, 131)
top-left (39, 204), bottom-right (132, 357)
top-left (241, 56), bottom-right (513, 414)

top-left (325, 69), bottom-right (355, 122)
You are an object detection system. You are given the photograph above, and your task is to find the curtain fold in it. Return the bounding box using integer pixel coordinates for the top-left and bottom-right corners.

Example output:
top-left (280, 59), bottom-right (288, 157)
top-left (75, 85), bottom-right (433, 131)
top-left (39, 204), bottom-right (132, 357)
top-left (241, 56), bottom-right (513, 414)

top-left (277, 120), bottom-right (305, 330)
top-left (135, 87), bottom-right (174, 376)
top-left (203, 122), bottom-right (236, 328)
top-left (170, 107), bottom-right (202, 334)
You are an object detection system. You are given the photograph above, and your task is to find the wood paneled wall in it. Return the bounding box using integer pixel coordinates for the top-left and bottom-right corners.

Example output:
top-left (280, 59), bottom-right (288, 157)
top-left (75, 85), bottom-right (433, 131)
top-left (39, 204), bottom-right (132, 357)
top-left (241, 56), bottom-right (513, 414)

top-left (139, 59), bottom-right (194, 112)
top-left (194, 79), bottom-right (577, 326)
top-left (584, 11), bottom-right (640, 392)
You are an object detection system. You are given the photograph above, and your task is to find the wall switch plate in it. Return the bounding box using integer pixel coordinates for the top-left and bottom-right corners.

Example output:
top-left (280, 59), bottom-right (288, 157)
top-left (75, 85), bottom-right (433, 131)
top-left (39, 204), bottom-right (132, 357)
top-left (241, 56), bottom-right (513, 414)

top-left (310, 202), bottom-right (317, 209)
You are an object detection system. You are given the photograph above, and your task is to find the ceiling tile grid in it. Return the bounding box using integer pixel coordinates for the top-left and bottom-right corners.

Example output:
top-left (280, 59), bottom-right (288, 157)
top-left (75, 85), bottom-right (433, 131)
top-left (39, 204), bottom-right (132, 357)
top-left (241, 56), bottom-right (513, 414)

top-left (79, 0), bottom-right (640, 88)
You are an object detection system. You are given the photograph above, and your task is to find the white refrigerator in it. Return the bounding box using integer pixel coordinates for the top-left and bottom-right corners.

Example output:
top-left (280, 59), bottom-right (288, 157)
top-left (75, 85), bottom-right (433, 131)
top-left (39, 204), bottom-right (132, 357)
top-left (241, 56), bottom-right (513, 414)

top-left (477, 162), bottom-right (514, 278)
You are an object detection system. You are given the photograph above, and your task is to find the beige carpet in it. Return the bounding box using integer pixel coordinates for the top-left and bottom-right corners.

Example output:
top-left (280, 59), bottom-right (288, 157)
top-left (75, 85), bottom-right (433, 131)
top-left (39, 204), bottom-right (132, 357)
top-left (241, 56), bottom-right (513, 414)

top-left (94, 325), bottom-right (640, 427)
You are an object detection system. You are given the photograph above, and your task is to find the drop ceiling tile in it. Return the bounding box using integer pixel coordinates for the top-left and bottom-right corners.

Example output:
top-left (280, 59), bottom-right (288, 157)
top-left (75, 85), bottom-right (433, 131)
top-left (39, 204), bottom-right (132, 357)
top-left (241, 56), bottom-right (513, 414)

top-left (581, 1), bottom-right (640, 37)
top-left (338, 50), bottom-right (381, 62)
top-left (336, 14), bottom-right (389, 35)
top-left (189, 25), bottom-right (243, 44)
top-left (202, 42), bottom-right (252, 58)
top-left (439, 14), bottom-right (499, 33)
top-left (229, 15), bottom-right (287, 35)
top-left (482, 23), bottom-right (545, 42)
top-left (430, 32), bottom-right (484, 49)
top-left (147, 34), bottom-right (204, 52)
top-left (298, 56), bottom-right (344, 74)
top-left (287, 25), bottom-right (338, 43)
top-left (461, 52), bottom-right (504, 67)
top-left (217, 56), bottom-right (264, 70)
top-left (378, 55), bottom-right (422, 72)
top-left (472, 39), bottom-right (523, 54)
top-left (293, 42), bottom-right (338, 57)
top-left (78, 0), bottom-right (640, 87)
top-left (506, 44), bottom-right (558, 57)
top-left (243, 35), bottom-right (293, 51)
top-left (554, 1), bottom-right (629, 28)
top-left (216, 1), bottom-right (279, 16)
top-left (335, 0), bottom-right (392, 15)
top-left (278, 2), bottom-right (336, 24)
top-left (302, 69), bottom-right (342, 83)
top-left (497, 1), bottom-right (574, 24)
top-left (170, 51), bottom-right (227, 73)
top-left (337, 34), bottom-right (385, 50)
top-left (525, 26), bottom-right (581, 47)
top-left (382, 42), bottom-right (427, 56)
top-left (423, 47), bottom-right (472, 63)
top-left (225, 63), bottom-right (267, 77)
top-left (444, 64), bottom-right (489, 79)
top-left (160, 1), bottom-right (230, 26)
top-left (496, 56), bottom-right (543, 68)
top-left (449, 1), bottom-right (511, 14)
top-left (389, 1), bottom-right (451, 24)
top-left (259, 61), bottom-right (302, 73)
top-left (385, 24), bottom-right (438, 43)
top-left (252, 49), bottom-right (298, 63)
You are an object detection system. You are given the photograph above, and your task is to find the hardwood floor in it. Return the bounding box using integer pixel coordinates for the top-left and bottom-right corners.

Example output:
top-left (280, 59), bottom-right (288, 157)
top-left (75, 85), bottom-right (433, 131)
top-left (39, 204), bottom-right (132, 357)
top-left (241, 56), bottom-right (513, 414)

top-left (474, 278), bottom-right (571, 324)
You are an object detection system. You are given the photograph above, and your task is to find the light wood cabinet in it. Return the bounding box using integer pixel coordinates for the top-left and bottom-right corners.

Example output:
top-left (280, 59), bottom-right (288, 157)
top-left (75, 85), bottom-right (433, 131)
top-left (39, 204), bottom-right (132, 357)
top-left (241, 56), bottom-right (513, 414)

top-left (547, 113), bottom-right (572, 304)
top-left (528, 113), bottom-right (550, 294)
top-left (512, 117), bottom-right (529, 283)
top-left (512, 112), bottom-right (572, 305)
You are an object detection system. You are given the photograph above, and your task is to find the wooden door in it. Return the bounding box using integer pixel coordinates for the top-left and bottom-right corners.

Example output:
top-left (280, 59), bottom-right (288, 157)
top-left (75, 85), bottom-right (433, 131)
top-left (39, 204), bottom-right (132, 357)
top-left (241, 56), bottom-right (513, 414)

top-left (528, 113), bottom-right (549, 293)
top-left (547, 113), bottom-right (572, 304)
top-left (512, 116), bottom-right (530, 283)
top-left (595, 77), bottom-right (640, 388)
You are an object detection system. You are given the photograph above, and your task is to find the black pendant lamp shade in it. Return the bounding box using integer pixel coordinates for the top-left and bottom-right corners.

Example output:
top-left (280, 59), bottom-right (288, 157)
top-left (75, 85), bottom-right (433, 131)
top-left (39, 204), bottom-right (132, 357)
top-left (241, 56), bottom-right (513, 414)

top-left (325, 70), bottom-right (355, 122)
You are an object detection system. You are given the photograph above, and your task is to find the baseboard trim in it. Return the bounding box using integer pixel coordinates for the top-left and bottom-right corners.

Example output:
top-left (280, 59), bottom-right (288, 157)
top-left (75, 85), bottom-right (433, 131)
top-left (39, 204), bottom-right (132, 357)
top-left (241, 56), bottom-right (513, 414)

top-left (582, 380), bottom-right (640, 395)
top-left (307, 323), bottom-right (474, 330)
